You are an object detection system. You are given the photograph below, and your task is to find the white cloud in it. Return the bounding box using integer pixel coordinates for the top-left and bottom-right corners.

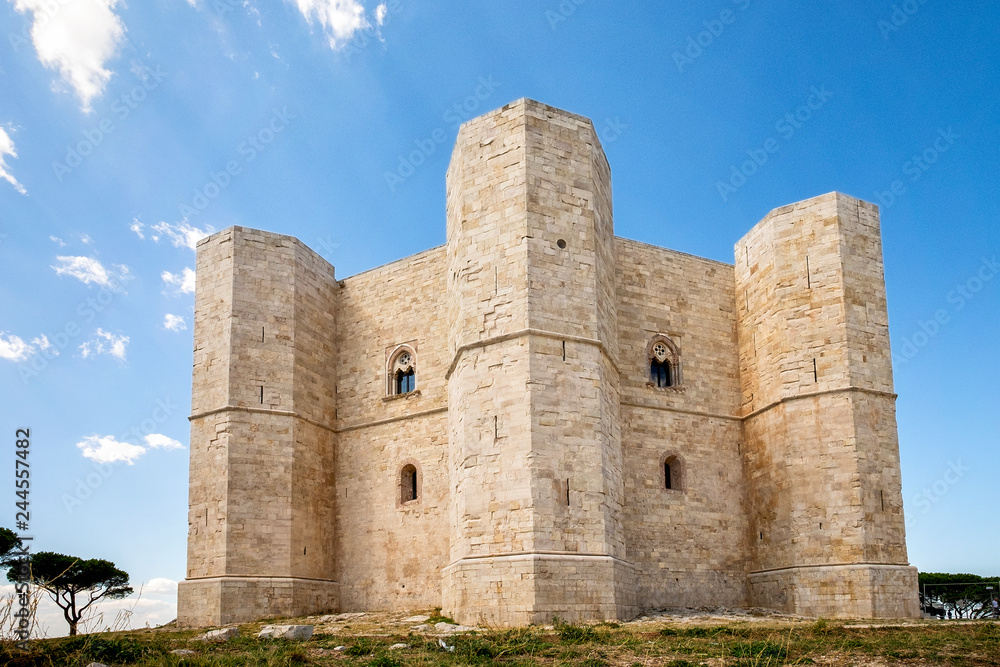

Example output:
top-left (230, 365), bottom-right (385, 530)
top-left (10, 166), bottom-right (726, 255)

top-left (77, 434), bottom-right (145, 464)
top-left (375, 2), bottom-right (386, 25)
top-left (76, 432), bottom-right (182, 465)
top-left (11, 0), bottom-right (127, 112)
top-left (0, 332), bottom-right (58, 362)
top-left (290, 0), bottom-right (369, 49)
top-left (0, 126), bottom-right (27, 194)
top-left (161, 267), bottom-right (196, 294)
top-left (142, 578), bottom-right (178, 595)
top-left (80, 232), bottom-right (93, 244)
top-left (49, 234), bottom-right (67, 246)
top-left (144, 433), bottom-right (183, 450)
top-left (79, 328), bottom-right (129, 361)
top-left (0, 332), bottom-right (33, 361)
top-left (129, 218), bottom-right (144, 239)
top-left (163, 313), bottom-right (187, 331)
top-left (52, 255), bottom-right (130, 289)
top-left (149, 220), bottom-right (213, 250)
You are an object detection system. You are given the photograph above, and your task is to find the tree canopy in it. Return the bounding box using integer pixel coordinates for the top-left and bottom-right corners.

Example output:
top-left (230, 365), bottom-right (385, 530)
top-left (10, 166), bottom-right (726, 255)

top-left (919, 572), bottom-right (1000, 619)
top-left (6, 551), bottom-right (133, 636)
top-left (0, 527), bottom-right (21, 559)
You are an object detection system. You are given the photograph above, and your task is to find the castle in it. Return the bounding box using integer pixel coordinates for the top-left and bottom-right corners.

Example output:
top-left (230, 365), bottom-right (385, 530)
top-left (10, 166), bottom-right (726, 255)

top-left (176, 99), bottom-right (920, 627)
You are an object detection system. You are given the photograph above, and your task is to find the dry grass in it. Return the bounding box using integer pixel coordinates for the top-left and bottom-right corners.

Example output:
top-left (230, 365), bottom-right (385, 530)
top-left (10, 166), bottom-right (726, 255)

top-left (0, 608), bottom-right (997, 666)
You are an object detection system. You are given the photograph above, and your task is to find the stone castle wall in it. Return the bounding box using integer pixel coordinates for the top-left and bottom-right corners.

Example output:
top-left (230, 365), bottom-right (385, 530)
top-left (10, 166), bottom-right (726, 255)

top-left (177, 100), bottom-right (920, 627)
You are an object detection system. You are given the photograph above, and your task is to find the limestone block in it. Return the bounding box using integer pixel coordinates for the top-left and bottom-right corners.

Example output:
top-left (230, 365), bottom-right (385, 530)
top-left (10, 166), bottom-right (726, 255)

top-left (258, 624), bottom-right (314, 640)
top-left (196, 627), bottom-right (238, 641)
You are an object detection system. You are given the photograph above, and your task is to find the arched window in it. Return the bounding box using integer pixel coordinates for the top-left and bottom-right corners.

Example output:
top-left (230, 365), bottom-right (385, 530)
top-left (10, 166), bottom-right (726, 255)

top-left (388, 346), bottom-right (417, 396)
top-left (662, 453), bottom-right (684, 492)
top-left (647, 336), bottom-right (681, 389)
top-left (400, 464), bottom-right (419, 503)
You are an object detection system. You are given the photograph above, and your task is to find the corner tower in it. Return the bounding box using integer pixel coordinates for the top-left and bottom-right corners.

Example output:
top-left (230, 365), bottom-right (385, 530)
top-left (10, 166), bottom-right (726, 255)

top-left (177, 227), bottom-right (340, 626)
top-left (735, 193), bottom-right (920, 618)
top-left (443, 99), bottom-right (634, 625)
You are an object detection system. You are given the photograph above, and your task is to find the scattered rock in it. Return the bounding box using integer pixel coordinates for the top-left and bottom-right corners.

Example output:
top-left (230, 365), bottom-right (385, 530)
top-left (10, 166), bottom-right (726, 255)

top-left (389, 643), bottom-right (409, 650)
top-left (85, 663), bottom-right (109, 667)
top-left (411, 624), bottom-right (432, 632)
top-left (435, 621), bottom-right (474, 633)
top-left (334, 645), bottom-right (347, 651)
top-left (402, 614), bottom-right (430, 623)
top-left (170, 649), bottom-right (196, 655)
top-left (195, 627), bottom-right (239, 642)
top-left (332, 612), bottom-right (367, 621)
top-left (258, 624), bottom-right (314, 640)
top-left (437, 638), bottom-right (454, 652)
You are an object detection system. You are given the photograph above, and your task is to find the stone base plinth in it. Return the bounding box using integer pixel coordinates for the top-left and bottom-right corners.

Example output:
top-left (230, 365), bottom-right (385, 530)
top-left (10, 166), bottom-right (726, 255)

top-left (177, 577), bottom-right (339, 627)
top-left (748, 564), bottom-right (920, 618)
top-left (442, 553), bottom-right (636, 626)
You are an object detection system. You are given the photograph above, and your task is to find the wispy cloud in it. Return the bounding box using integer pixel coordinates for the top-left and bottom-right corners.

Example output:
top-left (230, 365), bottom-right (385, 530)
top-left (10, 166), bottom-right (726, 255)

top-left (129, 218), bottom-right (145, 239)
top-left (79, 328), bottom-right (129, 361)
top-left (49, 235), bottom-right (67, 247)
top-left (0, 332), bottom-right (57, 362)
top-left (163, 313), bottom-right (187, 331)
top-left (375, 2), bottom-right (387, 25)
top-left (11, 0), bottom-right (127, 112)
top-left (76, 432), bottom-right (183, 465)
top-left (0, 126), bottom-right (27, 194)
top-left (162, 267), bottom-right (195, 294)
top-left (290, 0), bottom-right (370, 49)
top-left (52, 255), bottom-right (131, 289)
top-left (142, 220), bottom-right (213, 250)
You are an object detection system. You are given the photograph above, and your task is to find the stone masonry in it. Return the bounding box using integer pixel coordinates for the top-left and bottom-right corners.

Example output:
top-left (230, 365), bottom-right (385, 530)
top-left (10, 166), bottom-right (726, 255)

top-left (177, 98), bottom-right (921, 626)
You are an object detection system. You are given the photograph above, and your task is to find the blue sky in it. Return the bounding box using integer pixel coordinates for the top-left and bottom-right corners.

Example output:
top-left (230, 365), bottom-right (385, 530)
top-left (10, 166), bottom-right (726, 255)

top-left (1, 0), bottom-right (997, 633)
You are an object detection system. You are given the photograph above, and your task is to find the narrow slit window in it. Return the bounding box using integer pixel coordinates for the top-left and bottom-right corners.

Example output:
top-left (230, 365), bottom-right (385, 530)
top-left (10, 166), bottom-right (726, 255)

top-left (401, 464), bottom-right (418, 503)
top-left (664, 461), bottom-right (672, 490)
top-left (259, 385), bottom-right (264, 404)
